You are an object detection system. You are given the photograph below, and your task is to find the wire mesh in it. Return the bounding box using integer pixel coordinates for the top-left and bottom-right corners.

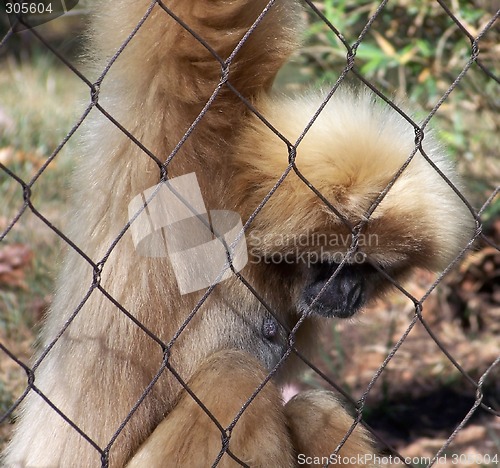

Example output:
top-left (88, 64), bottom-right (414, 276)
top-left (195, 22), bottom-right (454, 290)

top-left (0, 1), bottom-right (499, 467)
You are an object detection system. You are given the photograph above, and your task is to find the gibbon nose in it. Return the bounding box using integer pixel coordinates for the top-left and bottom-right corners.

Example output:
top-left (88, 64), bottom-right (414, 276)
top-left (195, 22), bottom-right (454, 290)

top-left (302, 262), bottom-right (371, 318)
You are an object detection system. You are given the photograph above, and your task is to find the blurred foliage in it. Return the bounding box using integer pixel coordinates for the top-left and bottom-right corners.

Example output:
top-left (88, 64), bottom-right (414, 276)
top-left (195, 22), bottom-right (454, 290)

top-left (301, 0), bottom-right (498, 102)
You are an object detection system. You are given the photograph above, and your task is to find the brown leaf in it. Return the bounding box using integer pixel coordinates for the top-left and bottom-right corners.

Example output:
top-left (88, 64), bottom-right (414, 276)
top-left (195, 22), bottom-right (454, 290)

top-left (0, 243), bottom-right (33, 288)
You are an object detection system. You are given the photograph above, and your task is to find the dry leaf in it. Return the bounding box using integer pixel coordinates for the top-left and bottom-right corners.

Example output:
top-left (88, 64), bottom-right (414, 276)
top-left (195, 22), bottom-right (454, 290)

top-left (0, 243), bottom-right (33, 289)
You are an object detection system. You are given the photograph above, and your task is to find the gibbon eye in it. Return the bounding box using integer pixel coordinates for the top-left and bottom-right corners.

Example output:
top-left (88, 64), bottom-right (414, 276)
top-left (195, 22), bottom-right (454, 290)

top-left (300, 261), bottom-right (379, 318)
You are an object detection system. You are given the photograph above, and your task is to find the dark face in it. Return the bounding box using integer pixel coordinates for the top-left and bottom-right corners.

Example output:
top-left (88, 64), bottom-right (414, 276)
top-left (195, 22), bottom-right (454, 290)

top-left (299, 260), bottom-right (385, 318)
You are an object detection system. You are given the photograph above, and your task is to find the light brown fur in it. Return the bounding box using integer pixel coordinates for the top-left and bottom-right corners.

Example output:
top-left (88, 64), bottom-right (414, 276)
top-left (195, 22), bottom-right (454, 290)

top-left (127, 350), bottom-right (296, 468)
top-left (3, 0), bottom-right (473, 467)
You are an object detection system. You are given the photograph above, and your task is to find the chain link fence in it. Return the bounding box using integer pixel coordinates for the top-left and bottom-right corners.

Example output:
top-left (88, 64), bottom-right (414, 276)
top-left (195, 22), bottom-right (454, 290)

top-left (1, 1), bottom-right (499, 467)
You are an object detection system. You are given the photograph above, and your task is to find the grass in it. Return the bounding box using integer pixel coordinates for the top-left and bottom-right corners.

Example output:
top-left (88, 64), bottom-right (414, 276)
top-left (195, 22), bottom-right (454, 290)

top-left (0, 49), bottom-right (82, 277)
top-left (0, 52), bottom-right (79, 205)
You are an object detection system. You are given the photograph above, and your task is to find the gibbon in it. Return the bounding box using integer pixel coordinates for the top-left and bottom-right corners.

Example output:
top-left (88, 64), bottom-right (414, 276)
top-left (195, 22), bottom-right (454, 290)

top-left (4, 0), bottom-right (474, 467)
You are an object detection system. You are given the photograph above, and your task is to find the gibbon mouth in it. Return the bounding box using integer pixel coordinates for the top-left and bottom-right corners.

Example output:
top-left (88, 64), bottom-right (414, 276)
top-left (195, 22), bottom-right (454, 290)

top-left (300, 261), bottom-right (375, 319)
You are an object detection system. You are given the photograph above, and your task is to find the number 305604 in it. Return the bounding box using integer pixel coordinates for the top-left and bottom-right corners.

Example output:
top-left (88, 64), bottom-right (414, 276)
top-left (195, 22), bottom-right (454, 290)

top-left (5, 2), bottom-right (53, 14)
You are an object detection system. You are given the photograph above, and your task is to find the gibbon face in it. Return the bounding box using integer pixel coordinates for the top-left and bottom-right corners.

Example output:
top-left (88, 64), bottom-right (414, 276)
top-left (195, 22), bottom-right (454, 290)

top-left (300, 261), bottom-right (381, 318)
top-left (233, 90), bottom-right (474, 320)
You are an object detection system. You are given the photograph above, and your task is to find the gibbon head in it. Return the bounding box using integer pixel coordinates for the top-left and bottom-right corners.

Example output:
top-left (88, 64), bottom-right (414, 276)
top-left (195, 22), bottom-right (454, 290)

top-left (232, 89), bottom-right (475, 318)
